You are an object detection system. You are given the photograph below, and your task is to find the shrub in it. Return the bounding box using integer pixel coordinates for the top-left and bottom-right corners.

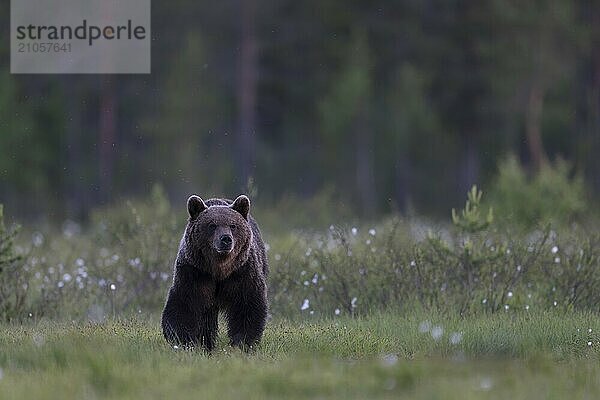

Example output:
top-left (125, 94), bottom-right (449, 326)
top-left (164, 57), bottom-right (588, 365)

top-left (10, 185), bottom-right (181, 321)
top-left (0, 205), bottom-right (29, 321)
top-left (541, 232), bottom-right (600, 311)
top-left (269, 186), bottom-right (600, 318)
top-left (490, 155), bottom-right (587, 227)
top-left (421, 186), bottom-right (549, 314)
top-left (2, 186), bottom-right (599, 321)
top-left (89, 184), bottom-right (180, 312)
top-left (268, 221), bottom-right (415, 317)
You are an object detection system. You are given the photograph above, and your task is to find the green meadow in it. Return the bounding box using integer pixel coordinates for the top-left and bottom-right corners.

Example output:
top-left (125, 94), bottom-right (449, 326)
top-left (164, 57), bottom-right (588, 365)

top-left (1, 183), bottom-right (599, 398)
top-left (1, 312), bottom-right (600, 399)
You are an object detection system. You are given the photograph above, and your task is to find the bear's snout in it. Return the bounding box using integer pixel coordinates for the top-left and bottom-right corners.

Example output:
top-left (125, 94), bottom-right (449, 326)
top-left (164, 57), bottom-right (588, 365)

top-left (215, 233), bottom-right (234, 254)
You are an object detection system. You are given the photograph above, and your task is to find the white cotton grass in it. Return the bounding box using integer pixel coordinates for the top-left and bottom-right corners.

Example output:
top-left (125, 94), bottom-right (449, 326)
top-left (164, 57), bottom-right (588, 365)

top-left (479, 377), bottom-right (493, 391)
top-left (32, 232), bottom-right (44, 247)
top-left (431, 326), bottom-right (444, 341)
top-left (449, 332), bottom-right (463, 345)
top-left (418, 321), bottom-right (431, 333)
top-left (300, 299), bottom-right (310, 311)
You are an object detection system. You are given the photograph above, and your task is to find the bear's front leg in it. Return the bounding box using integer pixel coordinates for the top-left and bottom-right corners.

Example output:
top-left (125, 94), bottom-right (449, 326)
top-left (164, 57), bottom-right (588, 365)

top-left (161, 290), bottom-right (201, 348)
top-left (161, 267), bottom-right (218, 351)
top-left (199, 306), bottom-right (218, 351)
top-left (222, 273), bottom-right (268, 351)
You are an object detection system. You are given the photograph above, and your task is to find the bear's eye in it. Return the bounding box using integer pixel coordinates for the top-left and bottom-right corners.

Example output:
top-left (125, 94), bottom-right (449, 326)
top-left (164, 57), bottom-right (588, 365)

top-left (208, 223), bottom-right (217, 230)
top-left (229, 224), bottom-right (237, 230)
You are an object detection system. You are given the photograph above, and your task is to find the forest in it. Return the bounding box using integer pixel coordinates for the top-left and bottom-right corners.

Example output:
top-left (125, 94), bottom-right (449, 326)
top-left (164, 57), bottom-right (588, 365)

top-left (1, 0), bottom-right (599, 221)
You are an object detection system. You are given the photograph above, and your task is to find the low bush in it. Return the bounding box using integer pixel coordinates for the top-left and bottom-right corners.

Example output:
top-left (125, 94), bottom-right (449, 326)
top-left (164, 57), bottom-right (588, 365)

top-left (269, 186), bottom-right (599, 317)
top-left (489, 155), bottom-right (587, 227)
top-left (0, 205), bottom-right (29, 321)
top-left (1, 184), bottom-right (599, 321)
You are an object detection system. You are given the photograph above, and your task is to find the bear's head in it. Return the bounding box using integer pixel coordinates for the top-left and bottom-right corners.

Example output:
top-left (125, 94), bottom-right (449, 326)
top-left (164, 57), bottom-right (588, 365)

top-left (184, 194), bottom-right (252, 279)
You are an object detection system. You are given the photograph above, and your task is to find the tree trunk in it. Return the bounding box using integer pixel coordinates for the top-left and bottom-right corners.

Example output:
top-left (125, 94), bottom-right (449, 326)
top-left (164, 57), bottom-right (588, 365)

top-left (524, 82), bottom-right (548, 171)
top-left (236, 0), bottom-right (258, 190)
top-left (355, 104), bottom-right (377, 216)
top-left (591, 3), bottom-right (600, 193)
top-left (63, 80), bottom-right (85, 220)
top-left (99, 77), bottom-right (117, 205)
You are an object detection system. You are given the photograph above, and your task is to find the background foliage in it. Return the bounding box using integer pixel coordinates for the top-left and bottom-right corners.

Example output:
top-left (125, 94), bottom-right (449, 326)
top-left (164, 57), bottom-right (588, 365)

top-left (0, 181), bottom-right (597, 322)
top-left (1, 0), bottom-right (600, 220)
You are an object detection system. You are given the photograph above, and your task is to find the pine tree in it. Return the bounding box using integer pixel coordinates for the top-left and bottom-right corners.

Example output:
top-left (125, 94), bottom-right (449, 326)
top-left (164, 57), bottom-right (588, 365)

top-left (0, 205), bottom-right (26, 321)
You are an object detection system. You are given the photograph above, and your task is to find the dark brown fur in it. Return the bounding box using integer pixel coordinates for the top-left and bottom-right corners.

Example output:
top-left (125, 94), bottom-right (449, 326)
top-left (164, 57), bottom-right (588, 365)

top-left (161, 195), bottom-right (268, 351)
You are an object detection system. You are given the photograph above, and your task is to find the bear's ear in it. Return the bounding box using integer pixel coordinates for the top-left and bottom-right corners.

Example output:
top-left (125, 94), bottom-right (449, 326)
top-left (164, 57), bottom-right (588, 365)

top-left (187, 195), bottom-right (208, 220)
top-left (230, 195), bottom-right (250, 220)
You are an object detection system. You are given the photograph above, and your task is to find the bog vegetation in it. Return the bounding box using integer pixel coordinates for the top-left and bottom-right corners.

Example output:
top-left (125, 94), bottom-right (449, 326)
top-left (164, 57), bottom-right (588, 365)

top-left (0, 160), bottom-right (596, 323)
top-left (0, 161), bottom-right (599, 399)
top-left (2, 312), bottom-right (600, 399)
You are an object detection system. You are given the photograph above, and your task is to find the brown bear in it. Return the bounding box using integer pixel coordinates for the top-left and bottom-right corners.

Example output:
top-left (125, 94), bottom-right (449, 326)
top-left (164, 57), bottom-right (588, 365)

top-left (161, 194), bottom-right (268, 351)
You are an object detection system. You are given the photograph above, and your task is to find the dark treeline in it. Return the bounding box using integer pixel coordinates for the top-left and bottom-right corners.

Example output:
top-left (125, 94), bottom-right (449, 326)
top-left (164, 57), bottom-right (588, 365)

top-left (1, 0), bottom-right (599, 220)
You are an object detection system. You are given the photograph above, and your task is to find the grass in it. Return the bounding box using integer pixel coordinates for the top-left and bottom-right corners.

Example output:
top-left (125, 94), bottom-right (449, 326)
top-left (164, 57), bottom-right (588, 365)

top-left (1, 311), bottom-right (600, 399)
